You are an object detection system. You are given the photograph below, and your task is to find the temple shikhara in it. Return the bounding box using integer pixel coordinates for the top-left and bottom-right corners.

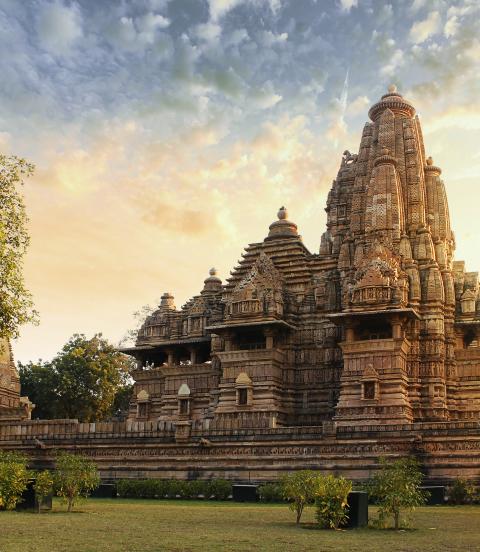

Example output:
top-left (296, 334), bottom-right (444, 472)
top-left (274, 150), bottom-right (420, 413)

top-left (123, 85), bottom-right (480, 433)
top-left (0, 338), bottom-right (33, 422)
top-left (1, 87), bottom-right (479, 483)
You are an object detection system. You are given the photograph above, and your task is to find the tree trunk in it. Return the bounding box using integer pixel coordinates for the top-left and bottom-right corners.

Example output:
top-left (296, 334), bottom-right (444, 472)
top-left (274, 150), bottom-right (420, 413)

top-left (68, 497), bottom-right (73, 512)
top-left (296, 506), bottom-right (303, 525)
top-left (394, 511), bottom-right (399, 530)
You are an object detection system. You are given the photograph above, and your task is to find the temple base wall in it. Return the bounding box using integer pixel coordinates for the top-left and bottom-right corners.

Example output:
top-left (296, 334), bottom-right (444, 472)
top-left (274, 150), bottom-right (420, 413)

top-left (1, 419), bottom-right (479, 484)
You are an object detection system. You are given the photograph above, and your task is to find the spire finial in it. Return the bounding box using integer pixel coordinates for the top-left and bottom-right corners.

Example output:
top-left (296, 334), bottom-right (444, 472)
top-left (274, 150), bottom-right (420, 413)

top-left (388, 84), bottom-right (397, 93)
top-left (277, 206), bottom-right (288, 220)
top-left (209, 267), bottom-right (217, 276)
top-left (426, 156), bottom-right (433, 166)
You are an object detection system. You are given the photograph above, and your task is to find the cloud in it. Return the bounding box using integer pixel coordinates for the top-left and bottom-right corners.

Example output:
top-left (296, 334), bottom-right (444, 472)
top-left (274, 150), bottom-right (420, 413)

top-left (250, 81), bottom-right (282, 109)
top-left (195, 21), bottom-right (222, 42)
top-left (106, 12), bottom-right (170, 51)
top-left (444, 15), bottom-right (459, 38)
top-left (348, 95), bottom-right (369, 116)
top-left (339, 0), bottom-right (358, 12)
top-left (36, 1), bottom-right (82, 54)
top-left (380, 49), bottom-right (404, 77)
top-left (409, 11), bottom-right (441, 44)
top-left (208, 0), bottom-right (244, 22)
top-left (409, 0), bottom-right (427, 14)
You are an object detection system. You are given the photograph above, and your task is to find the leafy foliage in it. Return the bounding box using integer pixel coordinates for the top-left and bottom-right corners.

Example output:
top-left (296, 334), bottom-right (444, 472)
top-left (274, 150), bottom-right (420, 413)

top-left (19, 333), bottom-right (134, 422)
top-left (314, 475), bottom-right (352, 529)
top-left (119, 302), bottom-right (159, 346)
top-left (448, 478), bottom-right (477, 505)
top-left (116, 479), bottom-right (232, 500)
top-left (0, 154), bottom-right (38, 340)
top-left (258, 482), bottom-right (284, 503)
top-left (54, 452), bottom-right (100, 512)
top-left (368, 457), bottom-right (428, 529)
top-left (33, 470), bottom-right (54, 500)
top-left (0, 451), bottom-right (30, 510)
top-left (281, 470), bottom-right (318, 524)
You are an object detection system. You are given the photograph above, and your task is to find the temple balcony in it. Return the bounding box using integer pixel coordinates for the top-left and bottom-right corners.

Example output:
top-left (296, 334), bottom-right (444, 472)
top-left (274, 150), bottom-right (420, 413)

top-left (216, 348), bottom-right (285, 364)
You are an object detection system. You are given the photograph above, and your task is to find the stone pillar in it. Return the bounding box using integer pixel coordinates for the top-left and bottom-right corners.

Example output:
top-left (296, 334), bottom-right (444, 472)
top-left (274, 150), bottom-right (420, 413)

top-left (189, 348), bottom-right (197, 364)
top-left (392, 320), bottom-right (403, 340)
top-left (166, 349), bottom-right (176, 365)
top-left (345, 326), bottom-right (355, 342)
top-left (264, 328), bottom-right (275, 349)
top-left (224, 332), bottom-right (233, 352)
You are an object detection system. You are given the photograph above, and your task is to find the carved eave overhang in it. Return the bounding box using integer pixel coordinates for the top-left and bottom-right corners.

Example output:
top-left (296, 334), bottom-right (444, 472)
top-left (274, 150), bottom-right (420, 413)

top-left (326, 307), bottom-right (421, 324)
top-left (206, 319), bottom-right (297, 333)
top-left (454, 319), bottom-right (480, 327)
top-left (120, 335), bottom-right (211, 354)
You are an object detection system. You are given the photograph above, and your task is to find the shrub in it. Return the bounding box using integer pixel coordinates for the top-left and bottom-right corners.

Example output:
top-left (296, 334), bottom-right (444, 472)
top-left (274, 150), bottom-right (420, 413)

top-left (206, 479), bottom-right (232, 500)
top-left (281, 470), bottom-right (318, 524)
top-left (0, 451), bottom-right (30, 510)
top-left (54, 451), bottom-right (100, 511)
top-left (116, 478), bottom-right (231, 500)
top-left (116, 479), bottom-right (134, 498)
top-left (185, 480), bottom-right (208, 499)
top-left (34, 470), bottom-right (54, 501)
top-left (368, 457), bottom-right (428, 530)
top-left (448, 478), bottom-right (476, 505)
top-left (258, 482), bottom-right (284, 503)
top-left (314, 475), bottom-right (352, 529)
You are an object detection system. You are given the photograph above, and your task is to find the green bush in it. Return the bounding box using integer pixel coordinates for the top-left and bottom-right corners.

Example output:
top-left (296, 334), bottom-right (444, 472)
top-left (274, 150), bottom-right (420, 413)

top-left (54, 451), bottom-right (100, 512)
top-left (206, 479), bottom-right (232, 500)
top-left (185, 480), bottom-right (208, 499)
top-left (368, 457), bottom-right (428, 529)
top-left (116, 479), bottom-right (231, 500)
top-left (0, 451), bottom-right (30, 510)
top-left (448, 478), bottom-right (477, 505)
top-left (281, 470), bottom-right (318, 524)
top-left (258, 482), bottom-right (284, 503)
top-left (34, 470), bottom-right (54, 501)
top-left (314, 475), bottom-right (352, 529)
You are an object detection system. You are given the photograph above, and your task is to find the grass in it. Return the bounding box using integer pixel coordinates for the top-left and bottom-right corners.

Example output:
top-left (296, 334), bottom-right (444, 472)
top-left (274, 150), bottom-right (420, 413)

top-left (0, 499), bottom-right (479, 552)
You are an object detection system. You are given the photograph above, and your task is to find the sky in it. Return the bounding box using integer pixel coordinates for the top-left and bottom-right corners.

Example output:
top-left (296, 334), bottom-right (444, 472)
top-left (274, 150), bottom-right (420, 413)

top-left (1, 0), bottom-right (480, 363)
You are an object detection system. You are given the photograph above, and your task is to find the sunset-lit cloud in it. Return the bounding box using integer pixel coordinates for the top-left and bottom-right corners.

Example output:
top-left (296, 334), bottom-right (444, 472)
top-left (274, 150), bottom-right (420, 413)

top-left (0, 0), bottom-right (478, 361)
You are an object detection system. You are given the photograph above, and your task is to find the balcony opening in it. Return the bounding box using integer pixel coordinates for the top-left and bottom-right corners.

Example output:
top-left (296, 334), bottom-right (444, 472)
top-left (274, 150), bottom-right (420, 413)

top-left (356, 320), bottom-right (392, 341)
top-left (464, 330), bottom-right (479, 348)
top-left (236, 332), bottom-right (266, 350)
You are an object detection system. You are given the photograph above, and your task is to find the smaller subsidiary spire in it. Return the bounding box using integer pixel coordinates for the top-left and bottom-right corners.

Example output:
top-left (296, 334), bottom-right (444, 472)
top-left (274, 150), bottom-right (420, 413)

top-left (425, 156), bottom-right (442, 175)
top-left (159, 292), bottom-right (176, 311)
top-left (266, 206), bottom-right (300, 241)
top-left (203, 267), bottom-right (222, 293)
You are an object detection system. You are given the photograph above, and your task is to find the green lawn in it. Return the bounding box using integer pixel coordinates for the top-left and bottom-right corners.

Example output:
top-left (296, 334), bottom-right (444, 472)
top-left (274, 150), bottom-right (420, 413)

top-left (0, 499), bottom-right (479, 552)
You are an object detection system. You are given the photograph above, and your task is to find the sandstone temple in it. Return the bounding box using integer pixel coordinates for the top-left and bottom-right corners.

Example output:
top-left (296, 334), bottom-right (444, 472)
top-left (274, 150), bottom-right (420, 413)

top-left (1, 87), bottom-right (479, 483)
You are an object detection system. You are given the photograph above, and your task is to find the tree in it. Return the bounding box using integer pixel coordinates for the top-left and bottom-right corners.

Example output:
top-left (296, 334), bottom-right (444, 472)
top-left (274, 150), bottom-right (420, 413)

top-left (281, 470), bottom-right (318, 524)
top-left (314, 474), bottom-right (352, 529)
top-left (33, 470), bottom-right (54, 512)
top-left (368, 457), bottom-right (428, 529)
top-left (19, 334), bottom-right (134, 422)
top-left (54, 451), bottom-right (100, 512)
top-left (0, 154), bottom-right (38, 341)
top-left (17, 361), bottom-right (59, 418)
top-left (0, 451), bottom-right (30, 510)
top-left (119, 302), bottom-right (158, 346)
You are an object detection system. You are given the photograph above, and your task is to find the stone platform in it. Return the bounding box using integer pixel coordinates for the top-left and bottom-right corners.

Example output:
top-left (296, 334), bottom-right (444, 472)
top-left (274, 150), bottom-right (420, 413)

top-left (1, 419), bottom-right (478, 484)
